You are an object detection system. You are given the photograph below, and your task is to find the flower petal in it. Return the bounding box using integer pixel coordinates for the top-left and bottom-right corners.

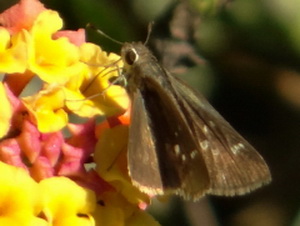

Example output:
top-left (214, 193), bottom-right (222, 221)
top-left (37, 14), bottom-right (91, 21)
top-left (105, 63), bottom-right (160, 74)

top-left (0, 82), bottom-right (12, 138)
top-left (22, 84), bottom-right (68, 133)
top-left (39, 177), bottom-right (96, 225)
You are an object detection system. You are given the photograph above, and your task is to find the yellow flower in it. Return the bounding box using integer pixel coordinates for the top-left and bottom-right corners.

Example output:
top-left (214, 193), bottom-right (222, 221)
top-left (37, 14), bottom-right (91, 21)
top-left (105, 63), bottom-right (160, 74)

top-left (0, 0), bottom-right (160, 225)
top-left (39, 177), bottom-right (96, 226)
top-left (65, 42), bottom-right (129, 118)
top-left (0, 27), bottom-right (27, 73)
top-left (94, 124), bottom-right (150, 205)
top-left (22, 84), bottom-right (68, 133)
top-left (0, 162), bottom-right (46, 225)
top-left (28, 10), bottom-right (85, 85)
top-left (0, 83), bottom-right (12, 138)
top-left (94, 192), bottom-right (159, 226)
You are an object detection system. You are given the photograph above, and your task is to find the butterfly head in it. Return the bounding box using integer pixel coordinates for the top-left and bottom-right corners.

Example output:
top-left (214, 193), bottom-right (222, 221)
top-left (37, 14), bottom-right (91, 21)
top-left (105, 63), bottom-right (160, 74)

top-left (121, 42), bottom-right (155, 67)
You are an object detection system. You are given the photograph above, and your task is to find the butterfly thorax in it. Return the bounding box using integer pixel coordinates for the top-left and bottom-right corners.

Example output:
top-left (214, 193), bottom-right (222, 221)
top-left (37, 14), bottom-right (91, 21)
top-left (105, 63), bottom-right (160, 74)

top-left (121, 42), bottom-right (168, 95)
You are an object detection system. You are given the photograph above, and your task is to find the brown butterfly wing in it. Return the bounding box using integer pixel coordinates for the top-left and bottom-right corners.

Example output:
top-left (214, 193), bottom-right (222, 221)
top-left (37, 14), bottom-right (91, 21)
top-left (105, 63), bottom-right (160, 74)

top-left (128, 75), bottom-right (210, 200)
top-left (169, 74), bottom-right (271, 195)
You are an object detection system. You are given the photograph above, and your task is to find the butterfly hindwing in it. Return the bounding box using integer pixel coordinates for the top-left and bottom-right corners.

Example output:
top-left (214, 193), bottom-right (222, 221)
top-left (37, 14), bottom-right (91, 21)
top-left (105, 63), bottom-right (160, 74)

top-left (168, 74), bottom-right (271, 195)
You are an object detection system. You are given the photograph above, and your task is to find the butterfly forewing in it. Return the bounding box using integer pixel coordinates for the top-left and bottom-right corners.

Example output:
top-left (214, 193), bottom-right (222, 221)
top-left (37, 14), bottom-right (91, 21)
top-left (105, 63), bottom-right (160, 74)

top-left (127, 49), bottom-right (210, 200)
top-left (121, 42), bottom-right (271, 200)
top-left (128, 90), bottom-right (163, 195)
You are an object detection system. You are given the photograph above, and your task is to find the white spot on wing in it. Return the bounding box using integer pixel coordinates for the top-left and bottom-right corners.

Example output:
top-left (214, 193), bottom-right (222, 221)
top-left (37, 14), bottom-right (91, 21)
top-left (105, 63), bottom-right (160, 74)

top-left (190, 150), bottom-right (198, 159)
top-left (200, 140), bottom-right (209, 150)
top-left (212, 148), bottom-right (220, 155)
top-left (174, 144), bottom-right (180, 156)
top-left (181, 154), bottom-right (186, 161)
top-left (231, 142), bottom-right (245, 154)
top-left (203, 125), bottom-right (209, 134)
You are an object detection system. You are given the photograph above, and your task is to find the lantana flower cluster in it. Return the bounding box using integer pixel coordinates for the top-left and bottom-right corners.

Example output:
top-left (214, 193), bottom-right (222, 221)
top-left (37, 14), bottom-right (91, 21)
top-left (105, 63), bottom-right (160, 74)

top-left (0, 0), bottom-right (159, 225)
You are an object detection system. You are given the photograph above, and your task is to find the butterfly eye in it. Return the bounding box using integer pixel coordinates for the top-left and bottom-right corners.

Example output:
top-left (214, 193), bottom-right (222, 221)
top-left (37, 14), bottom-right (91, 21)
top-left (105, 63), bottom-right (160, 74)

top-left (125, 49), bottom-right (138, 65)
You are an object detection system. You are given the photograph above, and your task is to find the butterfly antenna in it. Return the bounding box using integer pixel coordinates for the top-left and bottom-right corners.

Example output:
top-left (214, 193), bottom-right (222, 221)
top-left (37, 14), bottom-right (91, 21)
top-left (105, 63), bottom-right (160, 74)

top-left (86, 23), bottom-right (123, 45)
top-left (144, 21), bottom-right (154, 45)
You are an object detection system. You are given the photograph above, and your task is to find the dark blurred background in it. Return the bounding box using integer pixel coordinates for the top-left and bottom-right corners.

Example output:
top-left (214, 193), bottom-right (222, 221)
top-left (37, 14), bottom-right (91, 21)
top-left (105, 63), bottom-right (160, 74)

top-left (2, 0), bottom-right (300, 225)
